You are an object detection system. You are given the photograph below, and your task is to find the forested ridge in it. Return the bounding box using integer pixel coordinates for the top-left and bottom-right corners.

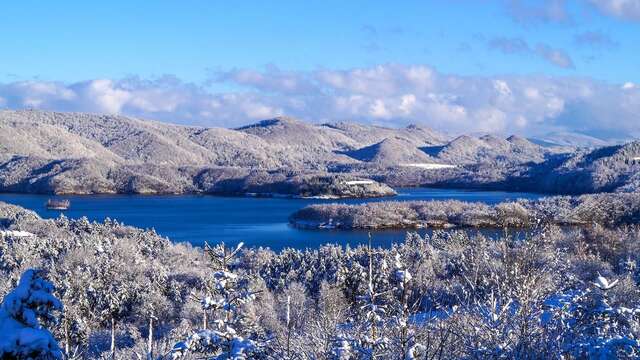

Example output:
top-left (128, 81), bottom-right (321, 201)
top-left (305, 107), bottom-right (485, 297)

top-left (4, 110), bottom-right (640, 197)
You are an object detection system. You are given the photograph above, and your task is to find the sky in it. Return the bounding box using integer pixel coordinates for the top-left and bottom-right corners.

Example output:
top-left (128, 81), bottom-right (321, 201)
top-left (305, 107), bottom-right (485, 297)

top-left (0, 0), bottom-right (639, 138)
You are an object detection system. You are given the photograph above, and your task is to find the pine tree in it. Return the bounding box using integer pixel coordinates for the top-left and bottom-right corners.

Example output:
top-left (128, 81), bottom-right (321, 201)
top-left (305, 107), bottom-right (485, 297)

top-left (170, 242), bottom-right (268, 359)
top-left (333, 234), bottom-right (390, 359)
top-left (390, 252), bottom-right (416, 358)
top-left (0, 269), bottom-right (63, 359)
top-left (543, 274), bottom-right (640, 358)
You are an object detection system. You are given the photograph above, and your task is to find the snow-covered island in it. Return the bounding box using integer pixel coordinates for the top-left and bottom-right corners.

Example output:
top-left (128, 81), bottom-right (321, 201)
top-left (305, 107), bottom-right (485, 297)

top-left (289, 193), bottom-right (640, 230)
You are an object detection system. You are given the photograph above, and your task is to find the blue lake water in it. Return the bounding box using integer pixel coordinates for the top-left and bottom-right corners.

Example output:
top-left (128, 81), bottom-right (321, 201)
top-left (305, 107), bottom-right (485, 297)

top-left (0, 188), bottom-right (541, 250)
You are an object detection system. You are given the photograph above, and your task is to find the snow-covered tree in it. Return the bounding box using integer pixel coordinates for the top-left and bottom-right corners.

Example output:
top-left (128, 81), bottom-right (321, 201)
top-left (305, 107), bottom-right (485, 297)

top-left (170, 242), bottom-right (267, 359)
top-left (85, 239), bottom-right (142, 358)
top-left (270, 282), bottom-right (310, 359)
top-left (0, 269), bottom-right (63, 359)
top-left (50, 248), bottom-right (95, 359)
top-left (303, 281), bottom-right (347, 360)
top-left (543, 274), bottom-right (640, 358)
top-left (334, 235), bottom-right (390, 359)
top-left (389, 252), bottom-right (416, 358)
top-left (137, 257), bottom-right (173, 360)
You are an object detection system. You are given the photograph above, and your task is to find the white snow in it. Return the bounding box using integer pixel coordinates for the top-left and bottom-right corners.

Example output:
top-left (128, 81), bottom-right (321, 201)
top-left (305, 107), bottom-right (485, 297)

top-left (594, 274), bottom-right (619, 290)
top-left (301, 195), bottom-right (342, 199)
top-left (0, 270), bottom-right (62, 359)
top-left (400, 163), bottom-right (456, 170)
top-left (0, 230), bottom-right (35, 238)
top-left (344, 180), bottom-right (374, 185)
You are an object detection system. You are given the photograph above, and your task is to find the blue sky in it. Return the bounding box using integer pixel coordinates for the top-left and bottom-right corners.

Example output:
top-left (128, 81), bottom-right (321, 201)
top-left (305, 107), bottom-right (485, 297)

top-left (2, 0), bottom-right (638, 83)
top-left (0, 1), bottom-right (639, 137)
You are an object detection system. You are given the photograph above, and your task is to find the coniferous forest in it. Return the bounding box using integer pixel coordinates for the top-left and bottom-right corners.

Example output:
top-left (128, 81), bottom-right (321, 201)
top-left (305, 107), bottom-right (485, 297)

top-left (2, 202), bottom-right (640, 359)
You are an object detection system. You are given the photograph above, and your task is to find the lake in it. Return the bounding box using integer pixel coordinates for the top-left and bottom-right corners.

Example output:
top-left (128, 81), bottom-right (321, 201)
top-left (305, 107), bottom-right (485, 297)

top-left (0, 188), bottom-right (541, 250)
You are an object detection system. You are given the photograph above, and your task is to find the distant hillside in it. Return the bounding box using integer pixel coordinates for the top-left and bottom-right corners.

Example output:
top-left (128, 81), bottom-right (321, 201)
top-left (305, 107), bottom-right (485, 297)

top-left (321, 122), bottom-right (447, 147)
top-left (0, 110), bottom-right (449, 170)
top-left (431, 134), bottom-right (551, 165)
top-left (1, 109), bottom-right (639, 196)
top-left (0, 110), bottom-right (442, 195)
top-left (341, 137), bottom-right (436, 166)
top-left (526, 141), bottom-right (640, 194)
top-left (530, 131), bottom-right (617, 148)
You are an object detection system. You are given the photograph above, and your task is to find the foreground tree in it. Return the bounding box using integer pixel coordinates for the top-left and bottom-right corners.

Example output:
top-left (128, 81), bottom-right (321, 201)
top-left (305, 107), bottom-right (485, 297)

top-left (333, 235), bottom-right (390, 359)
top-left (0, 269), bottom-right (63, 359)
top-left (170, 242), bottom-right (268, 359)
top-left (543, 274), bottom-right (640, 358)
top-left (87, 240), bottom-right (142, 359)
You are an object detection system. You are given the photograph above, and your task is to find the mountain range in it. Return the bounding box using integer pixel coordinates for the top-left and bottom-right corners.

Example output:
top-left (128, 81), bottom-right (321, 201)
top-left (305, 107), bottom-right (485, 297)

top-left (0, 109), bottom-right (638, 196)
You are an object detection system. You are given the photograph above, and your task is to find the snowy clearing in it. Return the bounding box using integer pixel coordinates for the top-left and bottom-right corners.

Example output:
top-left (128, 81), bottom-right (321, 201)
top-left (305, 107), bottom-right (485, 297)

top-left (344, 180), bottom-right (374, 185)
top-left (400, 163), bottom-right (456, 169)
top-left (0, 230), bottom-right (35, 238)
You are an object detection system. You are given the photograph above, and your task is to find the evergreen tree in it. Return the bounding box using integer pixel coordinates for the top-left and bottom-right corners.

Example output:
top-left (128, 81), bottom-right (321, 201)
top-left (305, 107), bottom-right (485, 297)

top-left (170, 242), bottom-right (268, 359)
top-left (0, 269), bottom-right (63, 359)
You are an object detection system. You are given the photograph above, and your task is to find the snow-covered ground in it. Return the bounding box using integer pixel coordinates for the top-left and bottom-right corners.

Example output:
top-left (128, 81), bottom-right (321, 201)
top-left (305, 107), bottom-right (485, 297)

top-left (0, 230), bottom-right (35, 238)
top-left (344, 180), bottom-right (374, 185)
top-left (400, 163), bottom-right (456, 169)
top-left (0, 270), bottom-right (63, 358)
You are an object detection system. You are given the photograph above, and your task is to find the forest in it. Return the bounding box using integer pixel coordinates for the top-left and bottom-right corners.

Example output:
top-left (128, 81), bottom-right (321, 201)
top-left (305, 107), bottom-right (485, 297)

top-left (2, 201), bottom-right (640, 359)
top-left (291, 193), bottom-right (640, 230)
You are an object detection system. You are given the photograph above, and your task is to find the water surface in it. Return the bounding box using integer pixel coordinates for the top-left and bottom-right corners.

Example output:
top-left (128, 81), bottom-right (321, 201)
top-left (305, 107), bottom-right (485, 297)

top-left (0, 188), bottom-right (540, 250)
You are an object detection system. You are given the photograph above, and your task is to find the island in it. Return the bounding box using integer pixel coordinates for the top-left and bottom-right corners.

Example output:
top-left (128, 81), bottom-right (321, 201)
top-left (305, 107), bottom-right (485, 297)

top-left (289, 193), bottom-right (640, 230)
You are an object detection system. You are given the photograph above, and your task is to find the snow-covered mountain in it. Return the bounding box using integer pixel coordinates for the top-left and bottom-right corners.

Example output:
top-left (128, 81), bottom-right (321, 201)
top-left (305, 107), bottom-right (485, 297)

top-left (529, 131), bottom-right (622, 148)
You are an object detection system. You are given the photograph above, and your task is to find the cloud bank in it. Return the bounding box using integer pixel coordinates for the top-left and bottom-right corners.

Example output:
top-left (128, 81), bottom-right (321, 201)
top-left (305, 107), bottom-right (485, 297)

top-left (505, 0), bottom-right (640, 23)
top-left (589, 0), bottom-right (640, 21)
top-left (1, 65), bottom-right (638, 138)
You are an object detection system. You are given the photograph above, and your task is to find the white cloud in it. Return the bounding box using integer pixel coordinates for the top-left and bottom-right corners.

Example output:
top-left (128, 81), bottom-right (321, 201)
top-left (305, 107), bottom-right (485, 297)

top-left (370, 99), bottom-right (391, 118)
top-left (589, 0), bottom-right (640, 21)
top-left (0, 64), bottom-right (639, 138)
top-left (82, 79), bottom-right (131, 113)
top-left (214, 65), bottom-right (318, 95)
top-left (535, 44), bottom-right (575, 69)
top-left (493, 80), bottom-right (513, 97)
top-left (505, 0), bottom-right (640, 22)
top-left (399, 94), bottom-right (417, 114)
top-left (505, 0), bottom-right (571, 25)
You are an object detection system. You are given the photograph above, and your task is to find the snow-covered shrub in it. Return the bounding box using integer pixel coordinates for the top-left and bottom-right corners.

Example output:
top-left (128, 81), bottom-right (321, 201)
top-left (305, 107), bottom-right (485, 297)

top-left (542, 275), bottom-right (640, 358)
top-left (0, 269), bottom-right (63, 359)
